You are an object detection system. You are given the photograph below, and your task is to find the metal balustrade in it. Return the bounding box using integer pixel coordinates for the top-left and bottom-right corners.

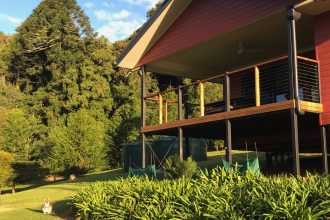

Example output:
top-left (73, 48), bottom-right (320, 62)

top-left (144, 56), bottom-right (320, 126)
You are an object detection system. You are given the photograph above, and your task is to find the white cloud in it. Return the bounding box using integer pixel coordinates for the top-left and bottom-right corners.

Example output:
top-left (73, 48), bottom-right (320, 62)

top-left (94, 10), bottom-right (131, 21)
top-left (112, 10), bottom-right (131, 19)
top-left (122, 0), bottom-right (159, 8)
top-left (94, 10), bottom-right (109, 20)
top-left (102, 2), bottom-right (113, 8)
top-left (94, 8), bottom-right (144, 42)
top-left (83, 2), bottom-right (94, 8)
top-left (97, 19), bottom-right (143, 42)
top-left (0, 13), bottom-right (23, 25)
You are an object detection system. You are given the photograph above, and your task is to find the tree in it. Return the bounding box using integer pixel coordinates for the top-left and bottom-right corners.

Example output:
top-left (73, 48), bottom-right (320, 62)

top-left (0, 32), bottom-right (10, 84)
top-left (104, 40), bottom-right (160, 166)
top-left (4, 0), bottom-right (116, 168)
top-left (47, 109), bottom-right (106, 175)
top-left (6, 0), bottom-right (113, 127)
top-left (0, 82), bottom-right (25, 109)
top-left (147, 1), bottom-right (163, 18)
top-left (0, 109), bottom-right (42, 161)
top-left (0, 150), bottom-right (14, 189)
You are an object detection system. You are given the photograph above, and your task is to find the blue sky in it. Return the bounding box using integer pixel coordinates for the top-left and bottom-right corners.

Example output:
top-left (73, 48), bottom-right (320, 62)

top-left (0, 0), bottom-right (159, 42)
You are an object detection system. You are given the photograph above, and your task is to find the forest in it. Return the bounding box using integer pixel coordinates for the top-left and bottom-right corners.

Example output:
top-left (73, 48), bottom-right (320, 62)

top-left (0, 0), bottom-right (223, 188)
top-left (0, 0), bottom-right (208, 182)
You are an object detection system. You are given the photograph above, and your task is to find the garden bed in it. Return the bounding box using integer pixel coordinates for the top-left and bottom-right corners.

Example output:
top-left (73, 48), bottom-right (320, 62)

top-left (71, 167), bottom-right (330, 219)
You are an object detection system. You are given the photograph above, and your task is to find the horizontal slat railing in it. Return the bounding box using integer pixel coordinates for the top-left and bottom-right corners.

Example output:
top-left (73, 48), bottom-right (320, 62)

top-left (144, 56), bottom-right (320, 126)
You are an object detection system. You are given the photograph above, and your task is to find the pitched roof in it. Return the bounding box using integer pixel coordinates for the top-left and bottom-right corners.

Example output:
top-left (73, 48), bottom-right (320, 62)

top-left (114, 0), bottom-right (192, 69)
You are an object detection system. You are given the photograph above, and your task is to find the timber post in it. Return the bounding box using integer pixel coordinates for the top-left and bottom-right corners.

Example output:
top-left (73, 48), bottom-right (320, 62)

top-left (321, 125), bottom-right (329, 174)
top-left (224, 71), bottom-right (232, 163)
top-left (159, 94), bottom-right (163, 124)
top-left (178, 127), bottom-right (183, 160)
top-left (200, 82), bottom-right (205, 117)
top-left (255, 66), bottom-right (260, 106)
top-left (178, 87), bottom-right (182, 120)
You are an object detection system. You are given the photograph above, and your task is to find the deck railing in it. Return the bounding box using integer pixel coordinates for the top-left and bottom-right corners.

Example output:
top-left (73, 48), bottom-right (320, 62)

top-left (144, 56), bottom-right (320, 126)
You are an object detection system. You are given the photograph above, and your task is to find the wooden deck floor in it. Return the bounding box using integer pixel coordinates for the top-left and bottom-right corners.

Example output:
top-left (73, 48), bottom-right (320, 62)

top-left (142, 100), bottom-right (322, 134)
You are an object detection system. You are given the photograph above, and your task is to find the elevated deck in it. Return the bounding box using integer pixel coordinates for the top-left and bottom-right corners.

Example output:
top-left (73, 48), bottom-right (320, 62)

top-left (142, 100), bottom-right (322, 135)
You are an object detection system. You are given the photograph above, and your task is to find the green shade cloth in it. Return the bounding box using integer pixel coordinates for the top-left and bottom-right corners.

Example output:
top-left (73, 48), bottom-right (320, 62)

top-left (129, 165), bottom-right (156, 178)
top-left (122, 137), bottom-right (207, 172)
top-left (222, 158), bottom-right (260, 176)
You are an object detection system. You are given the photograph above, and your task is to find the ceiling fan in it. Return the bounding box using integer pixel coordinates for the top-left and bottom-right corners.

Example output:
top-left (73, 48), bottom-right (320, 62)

top-left (221, 42), bottom-right (264, 55)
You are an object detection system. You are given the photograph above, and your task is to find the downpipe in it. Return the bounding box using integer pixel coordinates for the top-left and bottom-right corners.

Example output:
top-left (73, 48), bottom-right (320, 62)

top-left (287, 6), bottom-right (305, 116)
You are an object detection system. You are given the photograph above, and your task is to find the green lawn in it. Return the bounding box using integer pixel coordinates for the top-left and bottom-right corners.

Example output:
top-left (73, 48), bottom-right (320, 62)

top-left (0, 151), bottom-right (261, 220)
top-left (0, 169), bottom-right (126, 220)
top-left (198, 150), bottom-right (266, 170)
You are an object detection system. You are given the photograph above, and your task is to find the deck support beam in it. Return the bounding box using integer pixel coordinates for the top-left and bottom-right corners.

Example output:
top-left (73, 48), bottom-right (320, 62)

top-left (225, 119), bottom-right (232, 163)
top-left (224, 71), bottom-right (232, 163)
top-left (140, 65), bottom-right (146, 168)
top-left (321, 125), bottom-right (329, 174)
top-left (185, 136), bottom-right (190, 159)
top-left (287, 6), bottom-right (301, 176)
top-left (178, 127), bottom-right (183, 160)
top-left (290, 109), bottom-right (300, 176)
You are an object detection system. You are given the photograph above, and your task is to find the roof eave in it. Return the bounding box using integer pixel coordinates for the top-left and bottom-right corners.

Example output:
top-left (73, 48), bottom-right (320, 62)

top-left (114, 0), bottom-right (171, 68)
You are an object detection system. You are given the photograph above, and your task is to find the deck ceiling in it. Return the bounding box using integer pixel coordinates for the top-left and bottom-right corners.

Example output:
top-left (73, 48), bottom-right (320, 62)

top-left (146, 10), bottom-right (315, 79)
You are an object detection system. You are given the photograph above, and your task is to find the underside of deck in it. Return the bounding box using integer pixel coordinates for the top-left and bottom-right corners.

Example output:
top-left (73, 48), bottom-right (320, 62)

top-left (142, 101), bottom-right (325, 153)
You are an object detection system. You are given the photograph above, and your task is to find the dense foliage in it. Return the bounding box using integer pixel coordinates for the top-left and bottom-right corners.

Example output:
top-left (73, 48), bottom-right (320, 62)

top-left (12, 161), bottom-right (49, 183)
top-left (0, 150), bottom-right (14, 188)
top-left (0, 0), bottom-right (156, 176)
top-left (163, 156), bottom-right (199, 179)
top-left (0, 108), bottom-right (42, 161)
top-left (72, 168), bottom-right (330, 220)
top-left (0, 0), bottom-right (221, 178)
top-left (47, 109), bottom-right (107, 175)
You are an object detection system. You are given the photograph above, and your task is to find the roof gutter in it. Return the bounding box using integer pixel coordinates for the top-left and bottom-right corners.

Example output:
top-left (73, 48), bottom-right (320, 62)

top-left (114, 0), bottom-right (172, 68)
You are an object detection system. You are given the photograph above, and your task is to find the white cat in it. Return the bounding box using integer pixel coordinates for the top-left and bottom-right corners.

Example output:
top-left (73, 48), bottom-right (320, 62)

top-left (42, 198), bottom-right (53, 214)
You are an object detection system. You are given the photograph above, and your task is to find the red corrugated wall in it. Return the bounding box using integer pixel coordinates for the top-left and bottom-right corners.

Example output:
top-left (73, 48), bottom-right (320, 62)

top-left (315, 11), bottom-right (330, 125)
top-left (137, 0), bottom-right (299, 67)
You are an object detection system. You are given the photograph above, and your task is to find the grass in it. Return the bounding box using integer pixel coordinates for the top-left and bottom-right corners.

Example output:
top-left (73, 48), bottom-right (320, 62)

top-left (198, 150), bottom-right (266, 170)
top-left (0, 150), bottom-right (290, 219)
top-left (0, 169), bottom-right (126, 220)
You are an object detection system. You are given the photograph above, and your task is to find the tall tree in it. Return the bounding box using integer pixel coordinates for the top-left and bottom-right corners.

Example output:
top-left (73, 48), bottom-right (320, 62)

top-left (0, 150), bottom-right (14, 188)
top-left (3, 0), bottom-right (115, 170)
top-left (7, 0), bottom-right (113, 126)
top-left (0, 109), bottom-right (42, 161)
top-left (47, 109), bottom-right (106, 175)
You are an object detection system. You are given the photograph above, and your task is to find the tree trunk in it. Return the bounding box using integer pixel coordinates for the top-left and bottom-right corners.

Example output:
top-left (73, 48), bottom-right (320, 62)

top-left (12, 183), bottom-right (16, 194)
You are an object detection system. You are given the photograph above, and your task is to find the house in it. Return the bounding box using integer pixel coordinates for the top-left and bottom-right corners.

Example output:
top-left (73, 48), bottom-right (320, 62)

top-left (115, 0), bottom-right (330, 176)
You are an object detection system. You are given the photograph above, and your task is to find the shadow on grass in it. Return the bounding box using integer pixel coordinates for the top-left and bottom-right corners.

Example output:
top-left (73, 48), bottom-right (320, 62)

top-left (52, 199), bottom-right (75, 220)
top-left (70, 169), bottom-right (128, 184)
top-left (1, 181), bottom-right (50, 195)
top-left (26, 208), bottom-right (43, 214)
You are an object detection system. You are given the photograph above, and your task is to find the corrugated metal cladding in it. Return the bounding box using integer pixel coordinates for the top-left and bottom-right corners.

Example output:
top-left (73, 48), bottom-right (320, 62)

top-left (315, 11), bottom-right (330, 125)
top-left (137, 0), bottom-right (299, 67)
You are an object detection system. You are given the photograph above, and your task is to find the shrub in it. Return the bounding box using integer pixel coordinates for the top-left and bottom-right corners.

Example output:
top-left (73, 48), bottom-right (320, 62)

top-left (163, 156), bottom-right (198, 179)
top-left (0, 150), bottom-right (14, 188)
top-left (71, 167), bottom-right (330, 220)
top-left (12, 161), bottom-right (49, 183)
